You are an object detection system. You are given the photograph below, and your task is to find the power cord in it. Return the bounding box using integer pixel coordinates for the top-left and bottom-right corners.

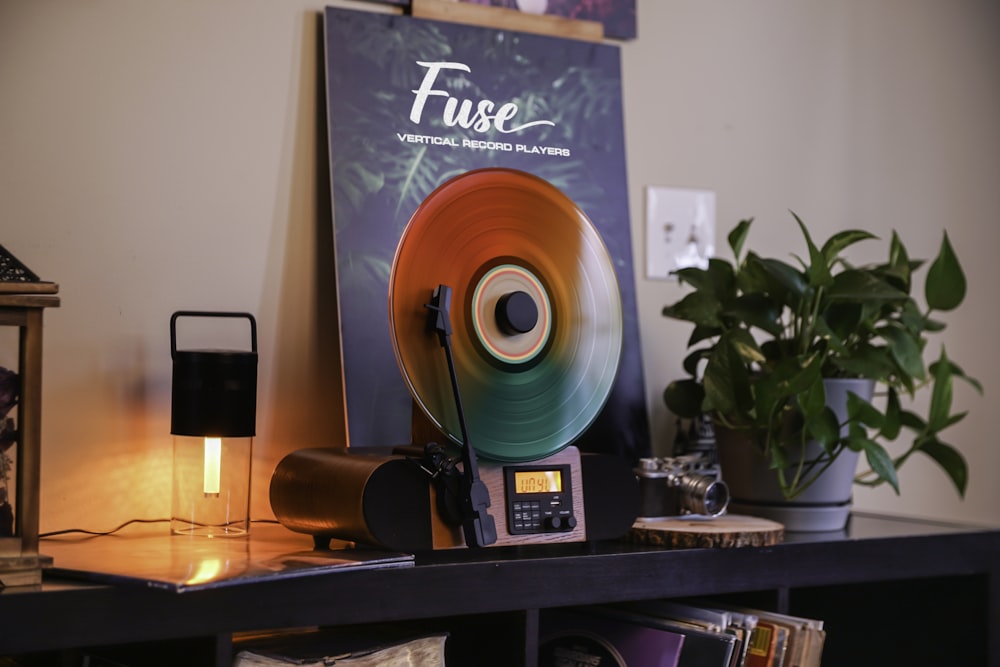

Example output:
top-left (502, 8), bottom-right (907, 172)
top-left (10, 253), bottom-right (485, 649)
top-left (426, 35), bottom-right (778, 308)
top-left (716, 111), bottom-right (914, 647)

top-left (39, 518), bottom-right (280, 539)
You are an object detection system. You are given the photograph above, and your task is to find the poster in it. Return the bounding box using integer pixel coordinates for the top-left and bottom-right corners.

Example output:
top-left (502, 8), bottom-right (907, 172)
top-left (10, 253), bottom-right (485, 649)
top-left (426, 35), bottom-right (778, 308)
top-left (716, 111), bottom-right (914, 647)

top-left (324, 7), bottom-right (649, 461)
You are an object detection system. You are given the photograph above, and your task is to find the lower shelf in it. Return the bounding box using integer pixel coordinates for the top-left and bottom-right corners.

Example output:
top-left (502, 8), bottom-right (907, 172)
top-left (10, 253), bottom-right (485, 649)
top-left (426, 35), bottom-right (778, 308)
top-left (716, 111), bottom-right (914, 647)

top-left (1, 575), bottom-right (994, 667)
top-left (0, 514), bottom-right (996, 666)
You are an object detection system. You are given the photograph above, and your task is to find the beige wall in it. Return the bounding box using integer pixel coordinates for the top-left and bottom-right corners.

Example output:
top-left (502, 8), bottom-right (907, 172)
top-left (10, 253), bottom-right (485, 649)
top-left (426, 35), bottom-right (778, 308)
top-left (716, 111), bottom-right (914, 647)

top-left (1, 0), bottom-right (997, 533)
top-left (627, 1), bottom-right (1000, 525)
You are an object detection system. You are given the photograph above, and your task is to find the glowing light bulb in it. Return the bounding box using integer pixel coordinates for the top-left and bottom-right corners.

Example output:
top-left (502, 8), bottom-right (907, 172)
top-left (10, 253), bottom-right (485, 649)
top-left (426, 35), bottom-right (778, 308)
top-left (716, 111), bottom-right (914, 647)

top-left (204, 437), bottom-right (221, 496)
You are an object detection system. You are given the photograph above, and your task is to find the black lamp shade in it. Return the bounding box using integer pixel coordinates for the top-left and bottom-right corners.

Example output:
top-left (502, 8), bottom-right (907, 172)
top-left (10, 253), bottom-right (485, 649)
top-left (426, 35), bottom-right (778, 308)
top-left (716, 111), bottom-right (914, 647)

top-left (170, 312), bottom-right (257, 438)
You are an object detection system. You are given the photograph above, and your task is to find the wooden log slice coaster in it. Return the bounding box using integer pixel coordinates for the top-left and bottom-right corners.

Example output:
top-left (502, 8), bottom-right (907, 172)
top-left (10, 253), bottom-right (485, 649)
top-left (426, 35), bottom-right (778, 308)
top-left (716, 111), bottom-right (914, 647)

top-left (626, 514), bottom-right (784, 549)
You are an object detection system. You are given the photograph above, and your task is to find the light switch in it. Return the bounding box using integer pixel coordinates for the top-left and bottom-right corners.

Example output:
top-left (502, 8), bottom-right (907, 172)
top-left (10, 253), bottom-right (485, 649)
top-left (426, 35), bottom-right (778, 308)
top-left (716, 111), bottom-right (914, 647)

top-left (645, 187), bottom-right (716, 280)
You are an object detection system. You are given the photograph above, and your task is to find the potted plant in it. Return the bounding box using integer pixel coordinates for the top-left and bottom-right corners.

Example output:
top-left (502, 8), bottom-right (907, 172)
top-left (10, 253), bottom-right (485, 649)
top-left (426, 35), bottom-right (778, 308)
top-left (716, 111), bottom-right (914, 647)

top-left (661, 213), bottom-right (981, 530)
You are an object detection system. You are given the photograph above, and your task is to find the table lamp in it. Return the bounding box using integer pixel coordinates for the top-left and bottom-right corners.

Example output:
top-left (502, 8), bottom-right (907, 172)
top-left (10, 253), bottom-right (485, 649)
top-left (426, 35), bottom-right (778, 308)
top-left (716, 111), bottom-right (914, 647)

top-left (170, 311), bottom-right (257, 537)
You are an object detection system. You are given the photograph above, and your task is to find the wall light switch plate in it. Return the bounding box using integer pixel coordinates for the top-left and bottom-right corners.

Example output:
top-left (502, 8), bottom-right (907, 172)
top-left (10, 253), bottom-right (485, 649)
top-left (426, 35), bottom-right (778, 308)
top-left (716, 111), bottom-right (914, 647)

top-left (645, 187), bottom-right (716, 280)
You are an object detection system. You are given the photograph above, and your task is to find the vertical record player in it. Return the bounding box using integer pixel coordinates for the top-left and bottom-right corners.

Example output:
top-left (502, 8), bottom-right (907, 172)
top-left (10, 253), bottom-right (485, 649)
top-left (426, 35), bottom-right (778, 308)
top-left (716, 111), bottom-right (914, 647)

top-left (270, 169), bottom-right (639, 551)
top-left (269, 8), bottom-right (647, 551)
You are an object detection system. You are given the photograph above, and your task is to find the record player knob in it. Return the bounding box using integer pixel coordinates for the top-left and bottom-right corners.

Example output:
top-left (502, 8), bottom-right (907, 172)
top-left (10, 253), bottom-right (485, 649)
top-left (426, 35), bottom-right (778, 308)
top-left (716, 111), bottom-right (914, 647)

top-left (495, 290), bottom-right (538, 335)
top-left (545, 515), bottom-right (577, 531)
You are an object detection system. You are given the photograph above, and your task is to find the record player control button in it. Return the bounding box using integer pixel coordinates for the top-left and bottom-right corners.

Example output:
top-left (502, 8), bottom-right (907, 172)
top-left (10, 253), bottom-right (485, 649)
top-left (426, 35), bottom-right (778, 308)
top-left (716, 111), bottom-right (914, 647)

top-left (496, 291), bottom-right (538, 335)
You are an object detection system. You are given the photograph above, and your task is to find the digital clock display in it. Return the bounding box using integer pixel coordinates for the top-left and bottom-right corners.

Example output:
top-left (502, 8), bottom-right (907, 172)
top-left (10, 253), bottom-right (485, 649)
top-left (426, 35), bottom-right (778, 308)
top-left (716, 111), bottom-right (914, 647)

top-left (513, 469), bottom-right (563, 494)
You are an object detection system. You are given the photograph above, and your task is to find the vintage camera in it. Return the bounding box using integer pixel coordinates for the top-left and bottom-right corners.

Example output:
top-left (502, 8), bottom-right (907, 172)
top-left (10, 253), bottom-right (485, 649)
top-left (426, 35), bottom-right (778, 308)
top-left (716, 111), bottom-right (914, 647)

top-left (634, 415), bottom-right (729, 519)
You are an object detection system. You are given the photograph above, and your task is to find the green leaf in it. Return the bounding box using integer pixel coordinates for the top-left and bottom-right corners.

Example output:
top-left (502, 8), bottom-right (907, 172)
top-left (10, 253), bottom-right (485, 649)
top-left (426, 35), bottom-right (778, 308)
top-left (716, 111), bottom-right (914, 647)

top-left (688, 324), bottom-right (723, 347)
top-left (681, 348), bottom-right (709, 377)
top-left (662, 291), bottom-right (722, 328)
top-left (799, 389), bottom-right (835, 452)
top-left (879, 387), bottom-right (902, 440)
top-left (821, 229), bottom-right (878, 266)
top-left (929, 356), bottom-right (983, 396)
top-left (725, 294), bottom-right (783, 337)
top-left (760, 258), bottom-right (808, 297)
top-left (804, 406), bottom-right (841, 450)
top-left (750, 374), bottom-right (785, 431)
top-left (919, 438), bottom-right (968, 497)
top-left (878, 324), bottom-right (926, 382)
top-left (727, 219), bottom-right (753, 260)
top-left (945, 411), bottom-right (968, 429)
top-left (885, 231), bottom-right (913, 292)
top-left (822, 302), bottom-right (863, 343)
top-left (827, 270), bottom-right (908, 302)
top-left (860, 438), bottom-right (900, 494)
top-left (790, 211), bottom-right (833, 288)
top-left (749, 255), bottom-right (809, 302)
top-left (829, 342), bottom-right (897, 380)
top-left (703, 337), bottom-right (754, 416)
top-left (919, 316), bottom-right (947, 333)
top-left (725, 327), bottom-right (768, 365)
top-left (760, 338), bottom-right (796, 365)
top-left (847, 391), bottom-right (883, 430)
top-left (927, 347), bottom-right (954, 432)
top-left (770, 350), bottom-right (825, 397)
top-left (664, 379), bottom-right (704, 419)
top-left (887, 230), bottom-right (906, 263)
top-left (810, 314), bottom-right (847, 359)
top-left (675, 258), bottom-right (735, 297)
top-left (899, 409), bottom-right (926, 432)
top-left (898, 299), bottom-right (934, 333)
top-left (672, 266), bottom-right (713, 291)
top-left (925, 232), bottom-right (966, 312)
top-left (797, 380), bottom-right (827, 419)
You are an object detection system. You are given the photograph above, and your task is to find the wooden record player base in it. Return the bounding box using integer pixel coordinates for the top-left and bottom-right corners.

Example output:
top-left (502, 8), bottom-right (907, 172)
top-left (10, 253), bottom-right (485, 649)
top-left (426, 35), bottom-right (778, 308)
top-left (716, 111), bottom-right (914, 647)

top-left (626, 514), bottom-right (784, 549)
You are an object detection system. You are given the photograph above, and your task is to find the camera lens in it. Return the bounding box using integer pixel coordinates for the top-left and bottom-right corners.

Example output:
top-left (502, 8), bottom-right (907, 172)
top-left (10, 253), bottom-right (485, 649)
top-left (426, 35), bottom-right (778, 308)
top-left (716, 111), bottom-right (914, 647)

top-left (678, 474), bottom-right (730, 517)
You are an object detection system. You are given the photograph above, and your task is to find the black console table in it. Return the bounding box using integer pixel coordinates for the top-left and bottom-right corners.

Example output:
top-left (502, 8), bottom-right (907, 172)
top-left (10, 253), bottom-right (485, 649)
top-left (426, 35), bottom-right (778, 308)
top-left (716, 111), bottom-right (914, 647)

top-left (1, 512), bottom-right (997, 666)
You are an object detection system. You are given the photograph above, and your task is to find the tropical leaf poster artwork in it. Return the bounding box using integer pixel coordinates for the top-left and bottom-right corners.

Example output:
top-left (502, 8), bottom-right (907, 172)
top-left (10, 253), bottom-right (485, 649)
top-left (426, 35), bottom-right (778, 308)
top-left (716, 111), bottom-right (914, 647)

top-left (324, 7), bottom-right (649, 460)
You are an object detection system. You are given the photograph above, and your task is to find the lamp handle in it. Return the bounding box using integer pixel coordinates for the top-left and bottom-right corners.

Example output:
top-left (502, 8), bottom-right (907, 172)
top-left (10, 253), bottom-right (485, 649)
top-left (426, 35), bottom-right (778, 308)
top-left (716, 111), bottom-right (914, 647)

top-left (170, 311), bottom-right (257, 359)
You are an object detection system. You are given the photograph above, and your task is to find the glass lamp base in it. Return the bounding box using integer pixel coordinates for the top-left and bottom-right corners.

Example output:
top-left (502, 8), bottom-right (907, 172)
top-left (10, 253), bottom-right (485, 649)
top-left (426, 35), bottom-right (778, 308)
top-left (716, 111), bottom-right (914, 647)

top-left (170, 520), bottom-right (249, 538)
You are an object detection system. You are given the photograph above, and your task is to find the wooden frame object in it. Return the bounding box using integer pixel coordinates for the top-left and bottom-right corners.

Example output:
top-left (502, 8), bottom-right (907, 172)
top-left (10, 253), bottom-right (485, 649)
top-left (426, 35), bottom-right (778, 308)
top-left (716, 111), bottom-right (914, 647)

top-left (411, 0), bottom-right (604, 41)
top-left (0, 287), bottom-right (59, 587)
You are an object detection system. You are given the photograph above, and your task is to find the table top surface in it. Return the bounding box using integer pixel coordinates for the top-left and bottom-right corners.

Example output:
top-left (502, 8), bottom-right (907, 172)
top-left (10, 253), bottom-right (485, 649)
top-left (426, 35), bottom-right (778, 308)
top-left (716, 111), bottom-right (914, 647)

top-left (27, 510), bottom-right (1000, 592)
top-left (0, 511), bottom-right (995, 658)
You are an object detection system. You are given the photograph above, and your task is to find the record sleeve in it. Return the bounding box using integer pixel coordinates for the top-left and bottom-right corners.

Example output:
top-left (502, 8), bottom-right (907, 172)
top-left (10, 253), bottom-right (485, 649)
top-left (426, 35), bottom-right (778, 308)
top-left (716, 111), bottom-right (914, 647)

top-left (700, 603), bottom-right (826, 667)
top-left (41, 525), bottom-right (413, 593)
top-left (576, 606), bottom-right (740, 667)
top-left (540, 607), bottom-right (685, 667)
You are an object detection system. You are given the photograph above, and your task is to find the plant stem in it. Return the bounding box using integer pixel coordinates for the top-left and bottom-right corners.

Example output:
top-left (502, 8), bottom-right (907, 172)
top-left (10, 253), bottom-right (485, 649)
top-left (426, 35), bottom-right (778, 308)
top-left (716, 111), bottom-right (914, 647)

top-left (799, 286), bottom-right (824, 356)
top-left (782, 444), bottom-right (844, 499)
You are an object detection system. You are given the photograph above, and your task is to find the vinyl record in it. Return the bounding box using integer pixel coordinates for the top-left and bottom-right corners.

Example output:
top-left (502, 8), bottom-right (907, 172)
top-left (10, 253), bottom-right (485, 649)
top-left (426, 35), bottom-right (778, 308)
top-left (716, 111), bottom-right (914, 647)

top-left (389, 168), bottom-right (623, 462)
top-left (539, 632), bottom-right (626, 667)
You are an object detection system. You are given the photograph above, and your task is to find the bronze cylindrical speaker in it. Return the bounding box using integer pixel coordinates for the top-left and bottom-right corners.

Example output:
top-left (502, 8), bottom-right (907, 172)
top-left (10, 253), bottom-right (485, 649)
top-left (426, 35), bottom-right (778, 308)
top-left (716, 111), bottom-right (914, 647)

top-left (269, 448), bottom-right (433, 551)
